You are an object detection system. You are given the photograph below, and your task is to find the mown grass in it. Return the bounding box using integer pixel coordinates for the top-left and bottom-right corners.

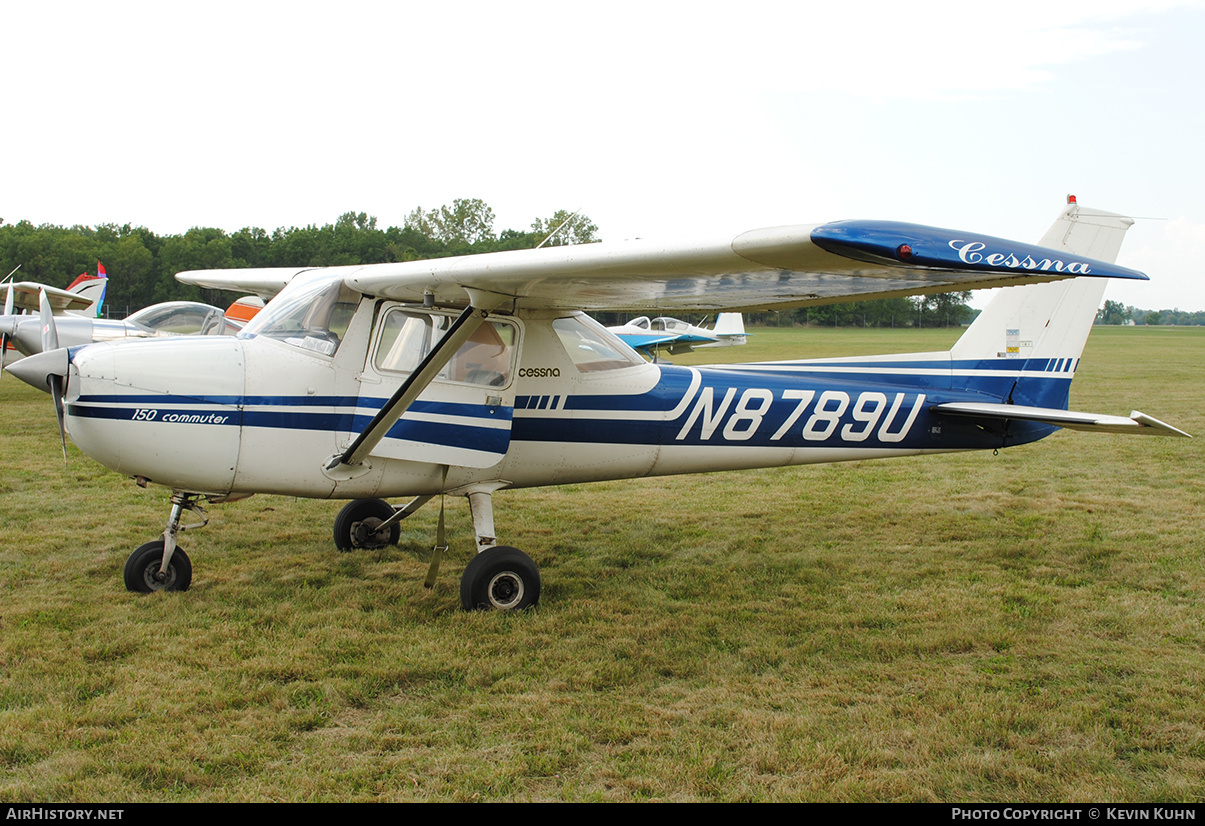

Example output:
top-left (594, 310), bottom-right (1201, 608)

top-left (0, 326), bottom-right (1202, 802)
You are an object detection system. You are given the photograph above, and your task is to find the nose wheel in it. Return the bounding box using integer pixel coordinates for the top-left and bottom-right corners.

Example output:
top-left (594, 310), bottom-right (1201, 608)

top-left (124, 492), bottom-right (206, 593)
top-left (124, 540), bottom-right (192, 592)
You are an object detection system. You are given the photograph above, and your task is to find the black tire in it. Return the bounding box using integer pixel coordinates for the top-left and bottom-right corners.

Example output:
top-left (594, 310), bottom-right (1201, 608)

top-left (460, 546), bottom-right (541, 611)
top-left (333, 498), bottom-right (400, 551)
top-left (124, 540), bottom-right (192, 593)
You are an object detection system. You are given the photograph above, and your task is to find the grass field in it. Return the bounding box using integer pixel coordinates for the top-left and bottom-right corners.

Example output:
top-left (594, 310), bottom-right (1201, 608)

top-left (1, 326), bottom-right (1202, 802)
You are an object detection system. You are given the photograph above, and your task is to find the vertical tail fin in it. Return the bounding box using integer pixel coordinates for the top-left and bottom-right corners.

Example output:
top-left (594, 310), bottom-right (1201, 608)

top-left (712, 312), bottom-right (746, 341)
top-left (64, 262), bottom-right (108, 318)
top-left (950, 199), bottom-right (1135, 408)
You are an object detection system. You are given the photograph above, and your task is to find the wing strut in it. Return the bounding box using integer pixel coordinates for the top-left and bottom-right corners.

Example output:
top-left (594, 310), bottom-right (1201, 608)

top-left (324, 304), bottom-right (490, 474)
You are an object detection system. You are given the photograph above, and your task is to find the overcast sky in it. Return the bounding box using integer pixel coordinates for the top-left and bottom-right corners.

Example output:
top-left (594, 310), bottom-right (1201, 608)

top-left (3, 0), bottom-right (1203, 310)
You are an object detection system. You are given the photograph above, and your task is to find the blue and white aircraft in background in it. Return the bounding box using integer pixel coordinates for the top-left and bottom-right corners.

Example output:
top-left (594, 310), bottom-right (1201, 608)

top-left (7, 199), bottom-right (1189, 610)
top-left (608, 312), bottom-right (747, 358)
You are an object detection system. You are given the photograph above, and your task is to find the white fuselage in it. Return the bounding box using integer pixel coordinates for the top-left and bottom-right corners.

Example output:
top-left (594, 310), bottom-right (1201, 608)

top-left (59, 287), bottom-right (1045, 502)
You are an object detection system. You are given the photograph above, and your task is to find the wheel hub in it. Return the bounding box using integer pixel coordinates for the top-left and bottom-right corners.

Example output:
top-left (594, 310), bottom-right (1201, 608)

top-left (142, 562), bottom-right (175, 590)
top-left (351, 518), bottom-right (389, 548)
top-left (487, 571), bottom-right (524, 610)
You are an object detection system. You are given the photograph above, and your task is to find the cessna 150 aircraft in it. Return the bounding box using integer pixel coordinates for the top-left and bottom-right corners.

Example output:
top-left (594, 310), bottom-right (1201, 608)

top-left (6, 199), bottom-right (1190, 610)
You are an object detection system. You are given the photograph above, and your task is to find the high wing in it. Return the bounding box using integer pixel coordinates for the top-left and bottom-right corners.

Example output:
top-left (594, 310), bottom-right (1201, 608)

top-left (5, 281), bottom-right (95, 313)
top-left (174, 219), bottom-right (1147, 313)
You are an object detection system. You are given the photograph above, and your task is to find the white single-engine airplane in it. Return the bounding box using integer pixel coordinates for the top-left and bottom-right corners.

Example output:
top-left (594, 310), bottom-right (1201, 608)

top-left (7, 199), bottom-right (1190, 610)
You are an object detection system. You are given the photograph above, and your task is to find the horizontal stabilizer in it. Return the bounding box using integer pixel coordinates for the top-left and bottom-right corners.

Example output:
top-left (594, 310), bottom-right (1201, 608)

top-left (932, 402), bottom-right (1192, 437)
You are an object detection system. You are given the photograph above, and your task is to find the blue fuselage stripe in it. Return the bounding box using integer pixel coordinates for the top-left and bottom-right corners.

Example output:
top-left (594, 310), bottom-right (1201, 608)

top-left (68, 362), bottom-right (1070, 454)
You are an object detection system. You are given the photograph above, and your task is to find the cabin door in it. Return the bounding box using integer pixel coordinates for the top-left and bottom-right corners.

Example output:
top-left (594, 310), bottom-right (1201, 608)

top-left (346, 305), bottom-right (519, 468)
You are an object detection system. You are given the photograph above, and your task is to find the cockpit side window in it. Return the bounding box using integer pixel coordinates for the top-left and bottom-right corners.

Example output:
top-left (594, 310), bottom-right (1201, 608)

top-left (374, 311), bottom-right (433, 375)
top-left (372, 307), bottom-right (516, 387)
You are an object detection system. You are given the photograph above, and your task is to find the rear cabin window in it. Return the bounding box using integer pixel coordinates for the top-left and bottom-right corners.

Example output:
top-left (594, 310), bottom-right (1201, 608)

top-left (552, 315), bottom-right (644, 372)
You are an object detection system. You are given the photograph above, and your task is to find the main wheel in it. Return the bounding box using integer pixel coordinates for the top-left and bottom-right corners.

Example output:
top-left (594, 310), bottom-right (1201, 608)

top-left (460, 546), bottom-right (541, 611)
top-left (124, 541), bottom-right (192, 593)
top-left (333, 498), bottom-right (400, 551)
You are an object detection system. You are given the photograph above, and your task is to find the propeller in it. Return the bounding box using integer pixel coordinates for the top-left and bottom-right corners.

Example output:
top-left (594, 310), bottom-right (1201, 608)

top-left (38, 289), bottom-right (68, 462)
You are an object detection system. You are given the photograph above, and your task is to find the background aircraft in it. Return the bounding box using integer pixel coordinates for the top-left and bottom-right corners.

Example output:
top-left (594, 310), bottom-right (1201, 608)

top-left (1, 264), bottom-right (108, 370)
top-left (1, 264), bottom-right (262, 380)
top-left (608, 312), bottom-right (747, 359)
top-left (7, 200), bottom-right (1188, 611)
top-left (2, 264), bottom-right (108, 315)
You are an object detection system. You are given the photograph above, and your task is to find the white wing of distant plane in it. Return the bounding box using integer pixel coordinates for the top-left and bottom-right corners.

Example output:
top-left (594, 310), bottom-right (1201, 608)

top-left (177, 219), bottom-right (1147, 314)
top-left (5, 281), bottom-right (95, 313)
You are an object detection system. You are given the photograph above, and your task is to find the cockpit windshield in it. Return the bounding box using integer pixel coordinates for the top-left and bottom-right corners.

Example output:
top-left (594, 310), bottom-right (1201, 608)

top-left (238, 273), bottom-right (360, 356)
top-left (126, 302), bottom-right (227, 335)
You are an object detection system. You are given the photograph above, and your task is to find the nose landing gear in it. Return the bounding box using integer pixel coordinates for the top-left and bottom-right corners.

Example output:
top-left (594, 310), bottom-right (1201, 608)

top-left (123, 492), bottom-right (207, 593)
top-left (124, 540), bottom-right (192, 593)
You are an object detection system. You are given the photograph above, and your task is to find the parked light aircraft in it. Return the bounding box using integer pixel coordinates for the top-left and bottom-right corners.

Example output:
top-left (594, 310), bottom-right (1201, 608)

top-left (1, 274), bottom-right (262, 378)
top-left (7, 199), bottom-right (1190, 610)
top-left (608, 312), bottom-right (747, 358)
top-left (1, 264), bottom-right (108, 370)
top-left (2, 264), bottom-right (108, 315)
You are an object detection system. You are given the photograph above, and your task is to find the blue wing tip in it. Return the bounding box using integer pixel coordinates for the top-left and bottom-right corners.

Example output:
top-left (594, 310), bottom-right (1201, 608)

top-left (812, 220), bottom-right (1148, 281)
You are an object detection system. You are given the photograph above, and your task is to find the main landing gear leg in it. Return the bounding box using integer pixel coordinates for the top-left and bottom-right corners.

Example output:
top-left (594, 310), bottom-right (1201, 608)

top-left (123, 492), bottom-right (207, 593)
top-left (459, 489), bottom-right (541, 611)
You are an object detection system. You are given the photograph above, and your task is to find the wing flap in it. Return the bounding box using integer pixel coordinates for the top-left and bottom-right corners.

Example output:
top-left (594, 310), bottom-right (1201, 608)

top-left (933, 402), bottom-right (1192, 437)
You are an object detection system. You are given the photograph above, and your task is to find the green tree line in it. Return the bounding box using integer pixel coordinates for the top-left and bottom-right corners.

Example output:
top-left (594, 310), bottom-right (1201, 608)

top-left (743, 291), bottom-right (975, 329)
top-left (0, 200), bottom-right (599, 316)
top-left (1095, 299), bottom-right (1205, 326)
